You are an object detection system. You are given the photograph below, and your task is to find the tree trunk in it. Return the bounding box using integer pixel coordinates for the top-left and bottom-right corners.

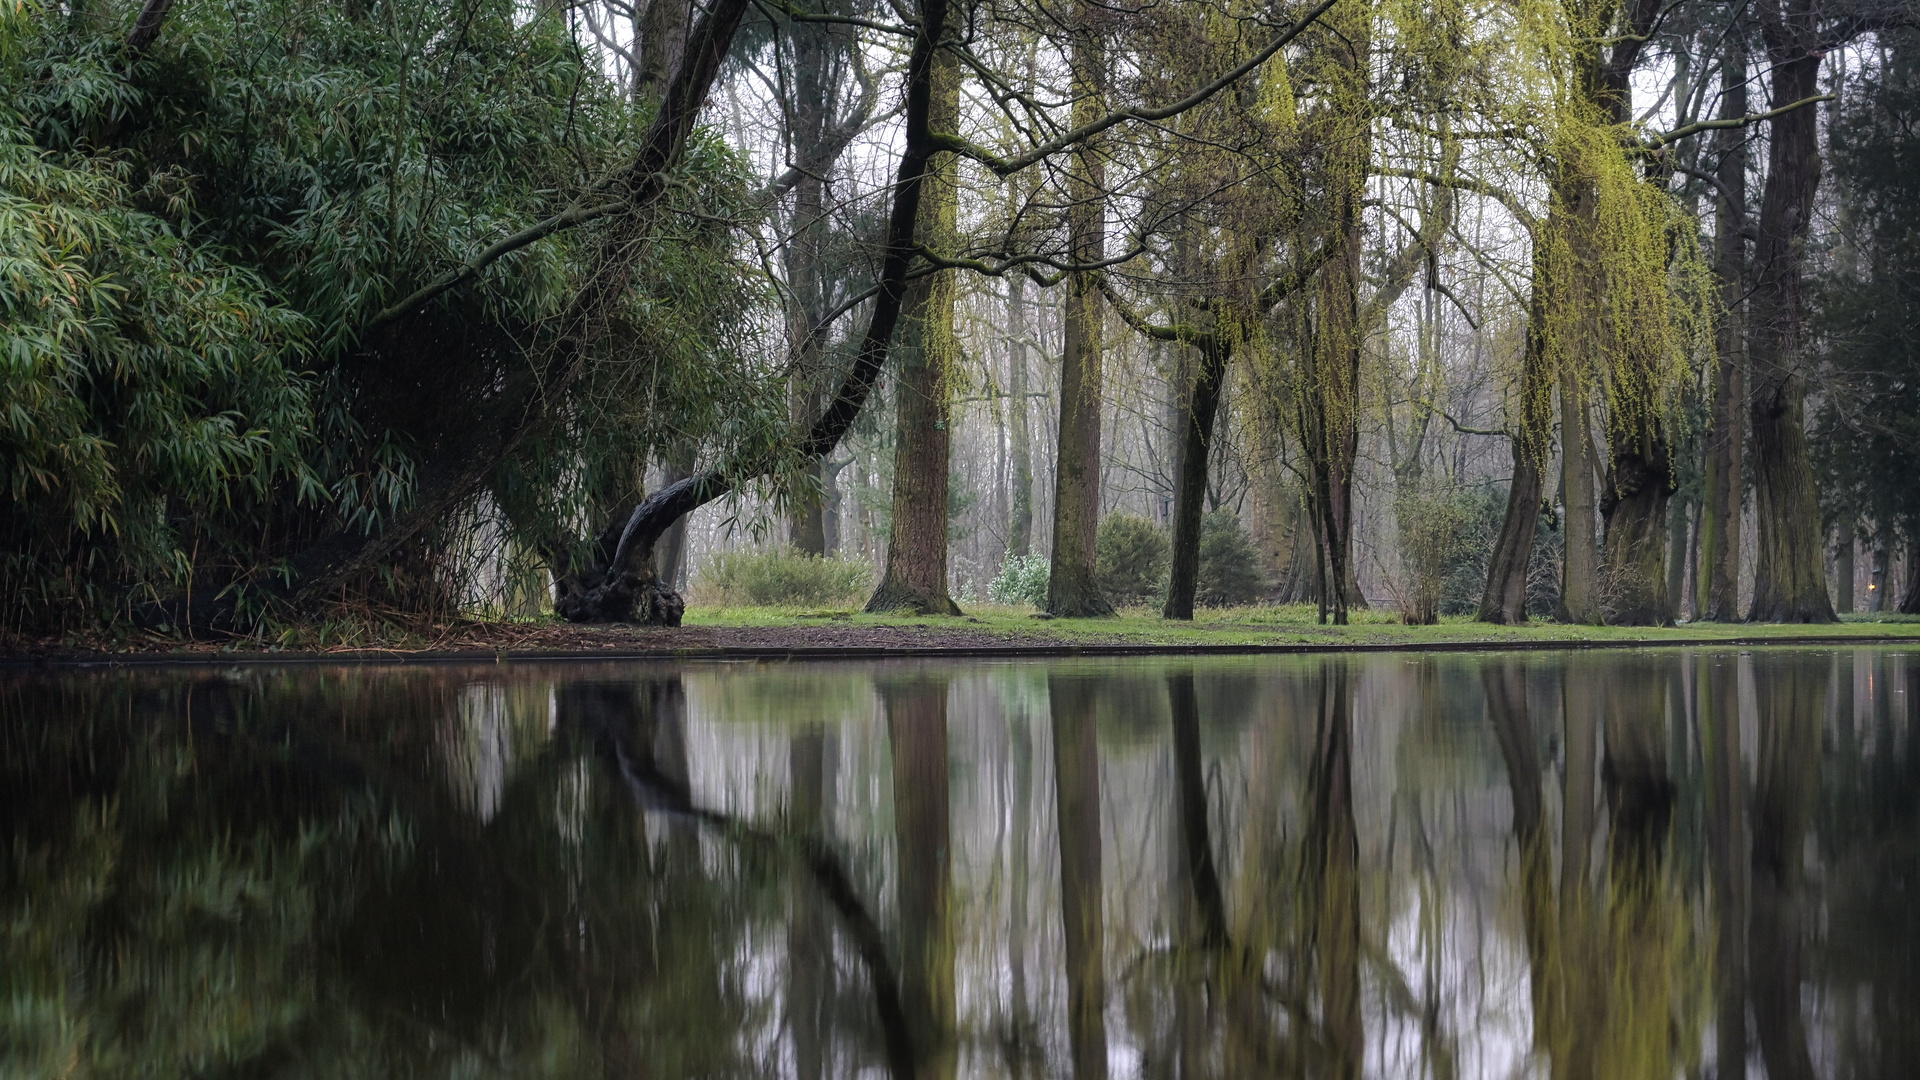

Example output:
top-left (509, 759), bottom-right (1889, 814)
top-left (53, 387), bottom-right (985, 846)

top-left (1600, 423), bottom-right (1676, 625)
top-left (655, 446), bottom-right (696, 589)
top-left (1901, 544), bottom-right (1920, 614)
top-left (1868, 530), bottom-right (1889, 612)
top-left (1479, 257), bottom-right (1553, 623)
top-left (549, 0), bottom-right (952, 624)
top-left (1834, 517), bottom-right (1854, 614)
top-left (1049, 673), bottom-right (1109, 1080)
top-left (1558, 372), bottom-right (1604, 623)
top-left (1746, 29), bottom-right (1835, 622)
top-left (1666, 495), bottom-right (1691, 618)
top-left (1045, 20), bottom-right (1113, 618)
top-left (1700, 36), bottom-right (1750, 622)
top-left (868, 42), bottom-right (961, 615)
top-left (1008, 274), bottom-right (1035, 559)
top-left (1165, 340), bottom-right (1230, 620)
top-left (885, 677), bottom-right (957, 1080)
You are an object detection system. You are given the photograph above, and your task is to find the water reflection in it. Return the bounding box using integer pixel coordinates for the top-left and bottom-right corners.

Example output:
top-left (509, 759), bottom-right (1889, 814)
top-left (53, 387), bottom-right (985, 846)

top-left (2, 649), bottom-right (1914, 1079)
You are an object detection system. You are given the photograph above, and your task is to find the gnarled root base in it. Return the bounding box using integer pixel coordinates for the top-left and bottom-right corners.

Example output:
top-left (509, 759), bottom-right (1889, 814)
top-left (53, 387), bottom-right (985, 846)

top-left (555, 568), bottom-right (685, 626)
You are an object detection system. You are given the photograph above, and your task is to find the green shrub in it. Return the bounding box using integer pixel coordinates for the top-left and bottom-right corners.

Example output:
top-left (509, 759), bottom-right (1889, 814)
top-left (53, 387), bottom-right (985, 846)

top-left (1197, 511), bottom-right (1266, 607)
top-left (987, 555), bottom-right (1051, 607)
top-left (694, 549), bottom-right (874, 607)
top-left (1097, 514), bottom-right (1170, 605)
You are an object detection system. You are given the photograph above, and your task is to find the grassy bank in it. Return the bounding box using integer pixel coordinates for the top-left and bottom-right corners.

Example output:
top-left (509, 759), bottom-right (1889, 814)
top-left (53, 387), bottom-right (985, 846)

top-left (688, 603), bottom-right (1920, 647)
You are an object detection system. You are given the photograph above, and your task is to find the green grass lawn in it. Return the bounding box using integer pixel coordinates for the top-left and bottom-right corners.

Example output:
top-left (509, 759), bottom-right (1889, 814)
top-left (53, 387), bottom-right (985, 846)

top-left (686, 601), bottom-right (1920, 648)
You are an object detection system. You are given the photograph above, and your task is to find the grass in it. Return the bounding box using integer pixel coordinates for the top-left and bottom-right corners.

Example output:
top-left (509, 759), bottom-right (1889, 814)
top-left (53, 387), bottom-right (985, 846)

top-left (686, 602), bottom-right (1920, 648)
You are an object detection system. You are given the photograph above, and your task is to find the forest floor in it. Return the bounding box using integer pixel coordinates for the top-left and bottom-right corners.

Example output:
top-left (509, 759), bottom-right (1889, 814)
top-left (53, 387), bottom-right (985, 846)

top-left (9, 604), bottom-right (1920, 663)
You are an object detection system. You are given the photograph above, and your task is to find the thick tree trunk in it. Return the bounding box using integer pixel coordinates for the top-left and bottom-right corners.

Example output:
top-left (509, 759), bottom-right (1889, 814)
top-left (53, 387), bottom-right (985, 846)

top-left (1834, 517), bottom-right (1854, 614)
top-left (1700, 40), bottom-right (1750, 622)
top-left (868, 46), bottom-right (962, 615)
top-left (1008, 275), bottom-right (1035, 559)
top-left (1558, 374), bottom-right (1604, 623)
top-left (1479, 259), bottom-right (1553, 623)
top-left (1901, 544), bottom-right (1920, 614)
top-left (1049, 674), bottom-right (1109, 1080)
top-left (1046, 23), bottom-right (1113, 618)
top-left (885, 677), bottom-right (957, 1080)
top-left (1164, 340), bottom-right (1230, 620)
top-left (1601, 426), bottom-right (1676, 625)
top-left (1666, 497), bottom-right (1690, 618)
top-left (1746, 34), bottom-right (1835, 622)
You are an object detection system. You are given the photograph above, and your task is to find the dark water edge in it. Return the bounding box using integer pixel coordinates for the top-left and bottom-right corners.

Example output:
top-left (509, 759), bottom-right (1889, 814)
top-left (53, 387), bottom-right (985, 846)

top-left (3, 648), bottom-right (1915, 1079)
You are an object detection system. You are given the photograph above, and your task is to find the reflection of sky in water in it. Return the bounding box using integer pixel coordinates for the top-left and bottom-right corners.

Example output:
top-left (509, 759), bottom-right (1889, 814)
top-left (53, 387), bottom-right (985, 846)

top-left (2, 648), bottom-right (1914, 1079)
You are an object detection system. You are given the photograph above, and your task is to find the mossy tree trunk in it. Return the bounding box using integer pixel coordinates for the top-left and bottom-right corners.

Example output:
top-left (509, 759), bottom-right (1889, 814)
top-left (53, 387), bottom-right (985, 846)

top-left (1008, 273), bottom-right (1036, 559)
top-left (1699, 35), bottom-right (1750, 622)
top-left (1479, 251), bottom-right (1554, 623)
top-left (1746, 17), bottom-right (1835, 623)
top-left (1045, 18), bottom-right (1113, 618)
top-left (868, 46), bottom-right (962, 615)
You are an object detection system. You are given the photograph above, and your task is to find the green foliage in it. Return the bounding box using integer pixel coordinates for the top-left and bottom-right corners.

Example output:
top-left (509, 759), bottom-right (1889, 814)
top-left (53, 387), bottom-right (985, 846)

top-left (1096, 513), bottom-right (1169, 605)
top-left (0, 0), bottom-right (772, 632)
top-left (693, 548), bottom-right (874, 607)
top-left (1197, 510), bottom-right (1266, 608)
top-left (1395, 484), bottom-right (1481, 624)
top-left (1814, 32), bottom-right (1920, 548)
top-left (987, 554), bottom-right (1050, 607)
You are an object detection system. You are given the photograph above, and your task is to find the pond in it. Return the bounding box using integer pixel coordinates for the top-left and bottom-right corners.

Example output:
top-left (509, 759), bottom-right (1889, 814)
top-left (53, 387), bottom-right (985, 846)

top-left (2, 648), bottom-right (1915, 1079)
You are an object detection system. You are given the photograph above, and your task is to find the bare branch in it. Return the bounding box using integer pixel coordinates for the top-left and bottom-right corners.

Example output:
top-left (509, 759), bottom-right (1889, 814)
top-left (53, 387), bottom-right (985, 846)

top-left (932, 0), bottom-right (1340, 177)
top-left (1641, 93), bottom-right (1833, 150)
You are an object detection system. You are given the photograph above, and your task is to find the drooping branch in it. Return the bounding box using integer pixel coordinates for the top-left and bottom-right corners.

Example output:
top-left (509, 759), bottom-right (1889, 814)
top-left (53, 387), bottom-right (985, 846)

top-left (930, 0), bottom-right (1340, 176)
top-left (604, 0), bottom-right (953, 577)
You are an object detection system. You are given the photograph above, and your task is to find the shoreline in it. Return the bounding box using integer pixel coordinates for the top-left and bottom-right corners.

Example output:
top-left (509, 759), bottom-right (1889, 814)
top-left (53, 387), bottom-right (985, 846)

top-left (9, 624), bottom-right (1920, 669)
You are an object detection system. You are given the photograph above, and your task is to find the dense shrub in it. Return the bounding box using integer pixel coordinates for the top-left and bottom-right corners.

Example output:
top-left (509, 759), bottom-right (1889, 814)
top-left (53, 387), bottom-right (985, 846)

top-left (694, 549), bottom-right (874, 607)
top-left (1196, 511), bottom-right (1266, 607)
top-left (987, 555), bottom-right (1051, 607)
top-left (1097, 514), bottom-right (1170, 605)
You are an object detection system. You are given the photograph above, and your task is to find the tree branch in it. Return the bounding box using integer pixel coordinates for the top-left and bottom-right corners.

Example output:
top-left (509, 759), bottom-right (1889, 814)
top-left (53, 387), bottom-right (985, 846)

top-left (1641, 93), bottom-right (1832, 150)
top-left (931, 0), bottom-right (1339, 177)
top-left (127, 0), bottom-right (174, 55)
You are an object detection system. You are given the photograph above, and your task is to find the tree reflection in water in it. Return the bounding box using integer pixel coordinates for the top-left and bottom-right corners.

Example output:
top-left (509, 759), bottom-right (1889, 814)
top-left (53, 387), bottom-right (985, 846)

top-left (2, 649), bottom-right (1914, 1079)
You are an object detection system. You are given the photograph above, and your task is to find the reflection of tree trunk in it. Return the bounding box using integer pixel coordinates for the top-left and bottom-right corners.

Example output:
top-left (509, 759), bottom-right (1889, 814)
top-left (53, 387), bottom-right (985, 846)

top-left (1484, 660), bottom-right (1559, 1046)
top-left (1306, 661), bottom-right (1362, 1080)
top-left (1557, 659), bottom-right (1602, 1080)
top-left (1701, 653), bottom-right (1748, 1080)
top-left (1168, 671), bottom-right (1226, 943)
top-left (1748, 654), bottom-right (1822, 1080)
top-left (885, 677), bottom-right (956, 1080)
top-left (789, 727), bottom-right (836, 1080)
top-left (1598, 657), bottom-right (1677, 1077)
top-left (1006, 691), bottom-right (1037, 1078)
top-left (1049, 674), bottom-right (1109, 1080)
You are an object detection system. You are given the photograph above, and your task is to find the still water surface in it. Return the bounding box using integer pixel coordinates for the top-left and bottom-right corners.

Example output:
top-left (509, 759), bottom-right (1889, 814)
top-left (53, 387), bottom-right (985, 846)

top-left (3, 648), bottom-right (1915, 1079)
